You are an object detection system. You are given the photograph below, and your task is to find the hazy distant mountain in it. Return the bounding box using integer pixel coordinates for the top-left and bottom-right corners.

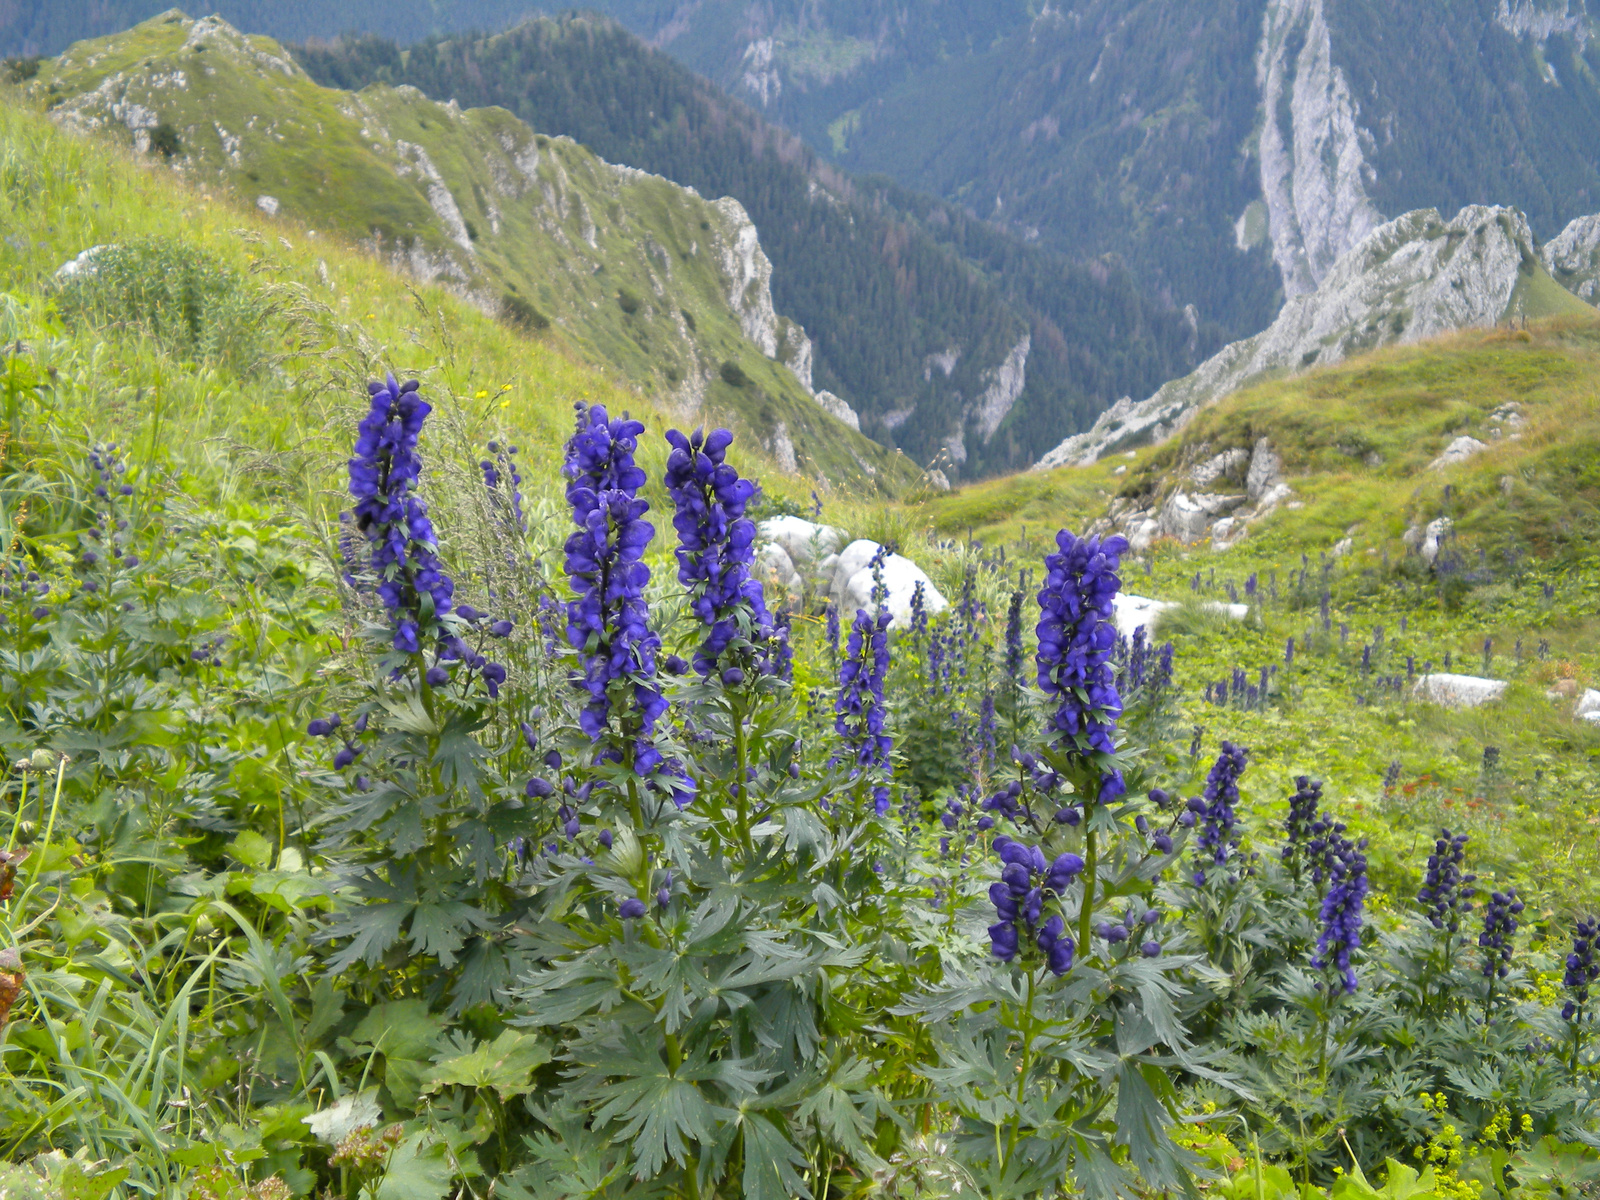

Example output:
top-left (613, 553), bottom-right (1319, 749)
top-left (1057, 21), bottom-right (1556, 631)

top-left (567, 0), bottom-right (1600, 342)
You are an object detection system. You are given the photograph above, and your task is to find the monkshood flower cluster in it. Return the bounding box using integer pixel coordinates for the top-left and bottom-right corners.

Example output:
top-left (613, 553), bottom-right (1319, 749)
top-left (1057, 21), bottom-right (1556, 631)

top-left (835, 606), bottom-right (893, 814)
top-left (1281, 775), bottom-right (1323, 865)
top-left (662, 426), bottom-right (774, 678)
top-left (1036, 531), bottom-right (1129, 803)
top-left (1418, 830), bottom-right (1476, 933)
top-left (1311, 828), bottom-right (1369, 994)
top-left (1563, 918), bottom-right (1600, 1020)
top-left (1480, 889), bottom-right (1523, 979)
top-left (1190, 741), bottom-right (1247, 885)
top-left (349, 374), bottom-right (454, 655)
top-left (563, 406), bottom-right (681, 793)
top-left (988, 835), bottom-right (1082, 974)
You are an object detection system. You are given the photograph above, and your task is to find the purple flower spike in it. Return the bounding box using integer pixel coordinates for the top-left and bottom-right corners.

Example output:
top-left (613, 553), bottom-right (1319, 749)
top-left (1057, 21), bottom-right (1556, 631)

top-left (1035, 530), bottom-right (1129, 801)
top-left (662, 426), bottom-right (773, 678)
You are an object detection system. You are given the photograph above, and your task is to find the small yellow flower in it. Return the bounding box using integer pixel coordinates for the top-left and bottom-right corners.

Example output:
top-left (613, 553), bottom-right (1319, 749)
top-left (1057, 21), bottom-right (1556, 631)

top-left (501, 400), bottom-right (510, 408)
top-left (500, 384), bottom-right (512, 392)
top-left (475, 390), bottom-right (489, 399)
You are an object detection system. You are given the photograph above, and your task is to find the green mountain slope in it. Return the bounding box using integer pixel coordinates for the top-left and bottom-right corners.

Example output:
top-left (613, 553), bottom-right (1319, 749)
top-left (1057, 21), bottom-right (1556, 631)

top-left (288, 16), bottom-right (1220, 480)
top-left (26, 10), bottom-right (913, 493)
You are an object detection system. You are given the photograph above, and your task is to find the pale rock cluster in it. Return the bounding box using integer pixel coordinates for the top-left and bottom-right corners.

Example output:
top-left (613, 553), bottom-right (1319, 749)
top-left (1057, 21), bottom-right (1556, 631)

top-left (754, 517), bottom-right (947, 629)
top-left (1412, 673), bottom-right (1508, 708)
top-left (1093, 438), bottom-right (1292, 552)
top-left (1401, 516), bottom-right (1455, 566)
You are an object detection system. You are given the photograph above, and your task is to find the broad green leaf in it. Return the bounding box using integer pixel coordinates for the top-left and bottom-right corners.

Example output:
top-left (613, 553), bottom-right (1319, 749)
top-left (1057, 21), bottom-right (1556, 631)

top-left (349, 1000), bottom-right (446, 1061)
top-left (374, 1133), bottom-right (454, 1200)
top-left (740, 1113), bottom-right (811, 1200)
top-left (423, 1030), bottom-right (551, 1101)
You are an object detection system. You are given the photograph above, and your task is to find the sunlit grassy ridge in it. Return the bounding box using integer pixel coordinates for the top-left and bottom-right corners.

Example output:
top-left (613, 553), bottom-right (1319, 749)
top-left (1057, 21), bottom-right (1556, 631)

top-left (20, 9), bottom-right (915, 494)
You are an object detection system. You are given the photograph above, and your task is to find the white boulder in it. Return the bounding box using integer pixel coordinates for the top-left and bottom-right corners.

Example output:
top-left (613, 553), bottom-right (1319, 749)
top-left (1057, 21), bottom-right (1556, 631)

top-left (1420, 516), bottom-right (1454, 565)
top-left (755, 541), bottom-right (802, 599)
top-left (1429, 436), bottom-right (1487, 470)
top-left (758, 516), bottom-right (844, 573)
top-left (1576, 688), bottom-right (1600, 723)
top-left (1110, 593), bottom-right (1247, 639)
top-left (55, 244), bottom-right (114, 279)
top-left (839, 553), bottom-right (949, 629)
top-left (1412, 672), bottom-right (1507, 708)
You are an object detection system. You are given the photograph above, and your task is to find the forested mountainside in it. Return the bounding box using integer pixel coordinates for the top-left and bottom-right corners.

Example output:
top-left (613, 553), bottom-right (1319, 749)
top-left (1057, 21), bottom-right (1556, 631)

top-left (25, 11), bottom-right (917, 491)
top-left (290, 16), bottom-right (1217, 479)
top-left (566, 0), bottom-right (1600, 342)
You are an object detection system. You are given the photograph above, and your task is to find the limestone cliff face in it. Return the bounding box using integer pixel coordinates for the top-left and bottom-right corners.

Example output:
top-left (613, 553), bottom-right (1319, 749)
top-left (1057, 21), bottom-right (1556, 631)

top-left (1036, 205), bottom-right (1541, 468)
top-left (1255, 0), bottom-right (1385, 298)
top-left (1542, 213), bottom-right (1600, 300)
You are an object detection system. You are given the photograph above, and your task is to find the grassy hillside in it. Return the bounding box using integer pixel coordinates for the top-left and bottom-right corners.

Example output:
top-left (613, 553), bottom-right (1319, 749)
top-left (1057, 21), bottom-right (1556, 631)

top-left (23, 10), bottom-right (914, 494)
top-left (894, 316), bottom-right (1600, 902)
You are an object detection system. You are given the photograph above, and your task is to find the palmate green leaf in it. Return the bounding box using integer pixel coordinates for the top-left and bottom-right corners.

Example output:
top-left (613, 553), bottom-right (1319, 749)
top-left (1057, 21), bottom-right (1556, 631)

top-left (793, 1059), bottom-right (883, 1167)
top-left (508, 1102), bottom-right (639, 1200)
top-left (1113, 1059), bottom-right (1197, 1196)
top-left (423, 1029), bottom-right (551, 1100)
top-left (588, 1065), bottom-right (719, 1179)
top-left (739, 1111), bottom-right (812, 1200)
top-left (323, 900), bottom-right (413, 971)
top-left (407, 900), bottom-right (493, 967)
top-left (374, 1132), bottom-right (455, 1200)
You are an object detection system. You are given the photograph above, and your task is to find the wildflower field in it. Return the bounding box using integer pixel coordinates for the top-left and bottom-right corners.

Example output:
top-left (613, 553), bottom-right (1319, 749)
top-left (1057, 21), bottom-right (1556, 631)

top-left (4, 76), bottom-right (1600, 1200)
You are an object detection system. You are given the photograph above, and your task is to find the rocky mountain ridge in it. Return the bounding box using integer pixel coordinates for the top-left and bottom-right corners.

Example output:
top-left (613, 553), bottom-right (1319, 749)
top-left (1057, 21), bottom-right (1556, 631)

top-left (1036, 204), bottom-right (1595, 469)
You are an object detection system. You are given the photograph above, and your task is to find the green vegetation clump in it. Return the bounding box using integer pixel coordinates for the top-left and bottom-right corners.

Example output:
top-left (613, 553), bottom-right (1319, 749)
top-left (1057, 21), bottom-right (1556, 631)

top-left (53, 238), bottom-right (267, 375)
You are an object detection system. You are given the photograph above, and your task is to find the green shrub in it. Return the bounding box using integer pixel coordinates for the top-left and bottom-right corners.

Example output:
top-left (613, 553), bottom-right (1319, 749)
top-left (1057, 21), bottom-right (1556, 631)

top-left (52, 238), bottom-right (267, 375)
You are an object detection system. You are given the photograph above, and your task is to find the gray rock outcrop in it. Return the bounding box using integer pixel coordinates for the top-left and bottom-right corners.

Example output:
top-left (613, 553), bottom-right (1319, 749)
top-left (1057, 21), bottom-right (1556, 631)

top-left (1036, 205), bottom-right (1542, 469)
top-left (1412, 672), bottom-right (1508, 708)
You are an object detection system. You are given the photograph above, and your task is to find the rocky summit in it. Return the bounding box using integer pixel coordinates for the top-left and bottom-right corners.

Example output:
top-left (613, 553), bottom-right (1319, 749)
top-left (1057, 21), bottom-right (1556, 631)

top-left (1035, 204), bottom-right (1594, 469)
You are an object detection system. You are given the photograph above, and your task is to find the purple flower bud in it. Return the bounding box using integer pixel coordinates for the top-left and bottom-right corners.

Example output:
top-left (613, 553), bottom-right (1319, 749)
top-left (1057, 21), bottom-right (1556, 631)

top-left (544, 750), bottom-right (563, 770)
top-left (306, 719), bottom-right (334, 737)
top-left (619, 898), bottom-right (647, 920)
top-left (526, 776), bottom-right (554, 798)
top-left (598, 829), bottom-right (612, 849)
top-left (425, 665), bottom-right (449, 688)
top-left (489, 620), bottom-right (514, 638)
top-left (664, 655), bottom-right (689, 676)
top-left (1142, 909), bottom-right (1160, 925)
top-left (721, 666), bottom-right (746, 686)
top-left (333, 746), bottom-right (359, 770)
top-left (520, 722), bottom-right (538, 752)
top-left (30, 607), bottom-right (48, 619)
top-left (1141, 941), bottom-right (1162, 957)
top-left (657, 887), bottom-right (671, 908)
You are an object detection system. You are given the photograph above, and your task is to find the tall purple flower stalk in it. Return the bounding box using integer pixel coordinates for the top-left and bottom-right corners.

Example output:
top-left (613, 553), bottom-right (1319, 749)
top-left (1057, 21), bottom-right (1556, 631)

top-left (1562, 919), bottom-right (1599, 1021)
top-left (1312, 830), bottom-right (1369, 993)
top-left (1035, 531), bottom-right (1129, 802)
top-left (662, 427), bottom-right (773, 676)
top-left (349, 373), bottom-right (454, 655)
top-left (562, 405), bottom-right (673, 778)
top-left (1480, 889), bottom-right (1523, 979)
top-left (1282, 775), bottom-right (1322, 866)
top-left (481, 440), bottom-right (527, 535)
top-left (835, 606), bottom-right (893, 815)
top-left (1418, 830), bottom-right (1475, 933)
top-left (1191, 741), bottom-right (1247, 885)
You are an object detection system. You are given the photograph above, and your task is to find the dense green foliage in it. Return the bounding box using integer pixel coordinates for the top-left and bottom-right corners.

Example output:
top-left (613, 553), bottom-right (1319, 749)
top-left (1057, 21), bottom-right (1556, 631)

top-left (290, 16), bottom-right (1219, 477)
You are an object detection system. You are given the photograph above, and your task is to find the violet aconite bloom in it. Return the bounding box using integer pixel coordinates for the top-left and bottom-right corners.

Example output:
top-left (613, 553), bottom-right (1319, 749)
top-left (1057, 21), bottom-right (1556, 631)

top-left (480, 440), bottom-right (527, 535)
top-left (662, 426), bottom-right (773, 676)
top-left (1479, 889), bottom-right (1523, 979)
top-left (1418, 829), bottom-right (1476, 933)
top-left (1312, 830), bottom-right (1369, 994)
top-left (1562, 919), bottom-right (1600, 1020)
top-left (562, 405), bottom-right (665, 740)
top-left (834, 606), bottom-right (893, 814)
top-left (1281, 775), bottom-right (1322, 864)
top-left (1035, 530), bottom-right (1130, 802)
top-left (348, 373), bottom-right (455, 653)
top-left (987, 836), bottom-right (1078, 975)
top-left (1192, 741), bottom-right (1247, 884)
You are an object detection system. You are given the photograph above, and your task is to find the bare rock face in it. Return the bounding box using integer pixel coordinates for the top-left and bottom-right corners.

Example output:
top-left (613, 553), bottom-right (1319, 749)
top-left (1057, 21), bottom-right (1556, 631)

top-left (1541, 212), bottom-right (1600, 302)
top-left (1246, 438), bottom-right (1286, 503)
top-left (1036, 205), bottom-right (1538, 470)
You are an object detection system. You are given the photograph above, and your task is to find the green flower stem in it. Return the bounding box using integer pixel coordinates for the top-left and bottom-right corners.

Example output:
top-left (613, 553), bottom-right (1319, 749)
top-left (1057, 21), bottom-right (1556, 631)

top-left (732, 694), bottom-right (751, 856)
top-left (1079, 800), bottom-right (1098, 957)
top-left (1003, 967), bottom-right (1039, 1168)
